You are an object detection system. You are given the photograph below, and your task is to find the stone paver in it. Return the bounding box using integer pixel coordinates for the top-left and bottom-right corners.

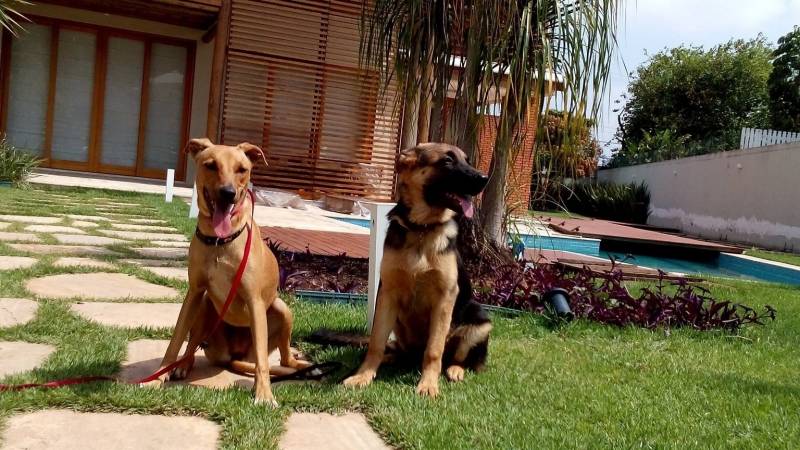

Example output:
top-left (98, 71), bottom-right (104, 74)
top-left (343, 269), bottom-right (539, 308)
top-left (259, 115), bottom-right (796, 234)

top-left (119, 339), bottom-right (302, 390)
top-left (0, 232), bottom-right (41, 243)
top-left (127, 218), bottom-right (168, 224)
top-left (0, 341), bottom-right (55, 377)
top-left (100, 230), bottom-right (188, 242)
top-left (0, 215), bottom-right (61, 224)
top-left (110, 223), bottom-right (179, 232)
top-left (1, 410), bottom-right (220, 450)
top-left (8, 243), bottom-right (120, 256)
top-left (52, 233), bottom-right (128, 246)
top-left (132, 247), bottom-right (188, 259)
top-left (150, 240), bottom-right (191, 248)
top-left (71, 302), bottom-right (180, 328)
top-left (53, 257), bottom-right (115, 270)
top-left (144, 266), bottom-right (188, 281)
top-left (26, 273), bottom-right (178, 300)
top-left (279, 413), bottom-right (390, 450)
top-left (0, 221), bottom-right (10, 229)
top-left (0, 256), bottom-right (37, 271)
top-left (24, 224), bottom-right (87, 234)
top-left (120, 258), bottom-right (183, 267)
top-left (0, 298), bottom-right (39, 327)
top-left (66, 214), bottom-right (110, 222)
top-left (71, 220), bottom-right (99, 228)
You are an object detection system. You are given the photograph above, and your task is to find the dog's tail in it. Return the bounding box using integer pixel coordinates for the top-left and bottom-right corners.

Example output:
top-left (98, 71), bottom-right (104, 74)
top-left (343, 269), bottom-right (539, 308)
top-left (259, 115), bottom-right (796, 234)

top-left (309, 329), bottom-right (369, 347)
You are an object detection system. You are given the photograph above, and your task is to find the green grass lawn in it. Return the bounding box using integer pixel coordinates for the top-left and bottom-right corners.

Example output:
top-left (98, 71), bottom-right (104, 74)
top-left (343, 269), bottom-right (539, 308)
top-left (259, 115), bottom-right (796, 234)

top-left (745, 248), bottom-right (800, 267)
top-left (1, 185), bottom-right (799, 449)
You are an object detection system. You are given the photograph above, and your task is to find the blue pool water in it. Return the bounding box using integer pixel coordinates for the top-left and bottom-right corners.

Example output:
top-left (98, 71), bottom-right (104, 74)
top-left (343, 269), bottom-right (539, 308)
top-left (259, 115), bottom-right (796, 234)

top-left (334, 217), bottom-right (800, 285)
top-left (335, 217), bottom-right (370, 228)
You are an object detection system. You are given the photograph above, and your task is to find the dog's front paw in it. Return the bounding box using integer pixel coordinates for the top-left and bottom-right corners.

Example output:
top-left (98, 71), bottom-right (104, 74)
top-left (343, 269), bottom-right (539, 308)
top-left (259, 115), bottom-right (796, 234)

top-left (342, 371), bottom-right (375, 388)
top-left (416, 377), bottom-right (440, 398)
top-left (170, 356), bottom-right (195, 380)
top-left (253, 384), bottom-right (278, 408)
top-left (445, 365), bottom-right (465, 382)
top-left (254, 395), bottom-right (280, 408)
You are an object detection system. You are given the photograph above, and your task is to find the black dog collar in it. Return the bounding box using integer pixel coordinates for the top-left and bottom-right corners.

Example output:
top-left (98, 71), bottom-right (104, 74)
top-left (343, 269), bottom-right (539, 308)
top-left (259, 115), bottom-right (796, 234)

top-left (195, 226), bottom-right (246, 246)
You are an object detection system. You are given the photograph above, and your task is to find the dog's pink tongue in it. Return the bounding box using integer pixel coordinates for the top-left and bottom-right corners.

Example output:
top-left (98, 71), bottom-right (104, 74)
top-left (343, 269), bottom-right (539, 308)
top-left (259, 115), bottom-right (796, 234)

top-left (212, 204), bottom-right (234, 238)
top-left (459, 197), bottom-right (474, 219)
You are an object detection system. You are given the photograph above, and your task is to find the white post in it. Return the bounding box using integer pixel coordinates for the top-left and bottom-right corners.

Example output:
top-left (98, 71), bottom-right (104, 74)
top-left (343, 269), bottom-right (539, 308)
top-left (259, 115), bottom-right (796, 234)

top-left (165, 169), bottom-right (175, 203)
top-left (364, 201), bottom-right (395, 332)
top-left (189, 183), bottom-right (199, 218)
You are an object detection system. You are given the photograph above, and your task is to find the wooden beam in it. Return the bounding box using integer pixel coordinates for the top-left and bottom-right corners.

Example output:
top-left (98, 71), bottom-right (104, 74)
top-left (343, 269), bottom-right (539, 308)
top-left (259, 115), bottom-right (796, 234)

top-left (206, 0), bottom-right (231, 142)
top-left (134, 40), bottom-right (152, 176)
top-left (43, 26), bottom-right (60, 165)
top-left (0, 31), bottom-right (14, 135)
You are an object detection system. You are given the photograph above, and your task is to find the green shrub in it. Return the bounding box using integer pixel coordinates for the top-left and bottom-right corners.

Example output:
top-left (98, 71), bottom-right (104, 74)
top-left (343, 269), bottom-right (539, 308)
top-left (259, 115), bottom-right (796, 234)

top-left (541, 181), bottom-right (651, 224)
top-left (0, 135), bottom-right (40, 185)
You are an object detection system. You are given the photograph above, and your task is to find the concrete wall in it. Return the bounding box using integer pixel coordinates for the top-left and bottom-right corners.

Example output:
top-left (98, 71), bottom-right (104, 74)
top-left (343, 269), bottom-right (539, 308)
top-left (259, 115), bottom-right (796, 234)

top-left (16, 3), bottom-right (213, 184)
top-left (597, 143), bottom-right (800, 252)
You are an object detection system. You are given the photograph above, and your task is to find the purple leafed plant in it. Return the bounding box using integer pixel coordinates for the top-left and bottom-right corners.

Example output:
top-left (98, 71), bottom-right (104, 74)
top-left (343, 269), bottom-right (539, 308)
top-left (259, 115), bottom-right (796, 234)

top-left (472, 261), bottom-right (776, 331)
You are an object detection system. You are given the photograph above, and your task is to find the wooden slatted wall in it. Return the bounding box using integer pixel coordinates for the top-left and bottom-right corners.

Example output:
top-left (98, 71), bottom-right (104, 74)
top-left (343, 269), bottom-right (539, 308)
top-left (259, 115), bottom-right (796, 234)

top-left (221, 0), bottom-right (401, 200)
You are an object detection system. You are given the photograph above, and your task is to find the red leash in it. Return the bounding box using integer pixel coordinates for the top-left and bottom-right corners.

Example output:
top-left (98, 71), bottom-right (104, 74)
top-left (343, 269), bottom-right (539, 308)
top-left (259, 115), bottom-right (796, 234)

top-left (0, 191), bottom-right (255, 392)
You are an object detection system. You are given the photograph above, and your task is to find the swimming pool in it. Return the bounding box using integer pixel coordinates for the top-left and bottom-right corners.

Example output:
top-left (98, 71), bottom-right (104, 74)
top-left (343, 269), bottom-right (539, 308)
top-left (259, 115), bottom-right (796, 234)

top-left (524, 235), bottom-right (800, 285)
top-left (334, 217), bottom-right (800, 285)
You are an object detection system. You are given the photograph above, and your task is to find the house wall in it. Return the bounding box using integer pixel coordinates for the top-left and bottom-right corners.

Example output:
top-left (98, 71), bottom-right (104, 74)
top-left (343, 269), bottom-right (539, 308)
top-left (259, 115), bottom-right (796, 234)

top-left (597, 142), bottom-right (800, 252)
top-left (13, 3), bottom-right (213, 183)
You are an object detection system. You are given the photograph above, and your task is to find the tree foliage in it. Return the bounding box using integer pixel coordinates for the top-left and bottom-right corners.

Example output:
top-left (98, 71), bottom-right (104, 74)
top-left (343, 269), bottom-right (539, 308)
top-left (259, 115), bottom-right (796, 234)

top-left (769, 26), bottom-right (800, 132)
top-left (359, 0), bottom-right (621, 244)
top-left (611, 37), bottom-right (773, 167)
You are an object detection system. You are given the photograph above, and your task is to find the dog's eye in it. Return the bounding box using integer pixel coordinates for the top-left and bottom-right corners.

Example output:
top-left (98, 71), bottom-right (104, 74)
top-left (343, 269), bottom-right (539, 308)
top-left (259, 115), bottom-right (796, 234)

top-left (204, 161), bottom-right (217, 171)
top-left (440, 155), bottom-right (454, 166)
top-left (236, 166), bottom-right (248, 174)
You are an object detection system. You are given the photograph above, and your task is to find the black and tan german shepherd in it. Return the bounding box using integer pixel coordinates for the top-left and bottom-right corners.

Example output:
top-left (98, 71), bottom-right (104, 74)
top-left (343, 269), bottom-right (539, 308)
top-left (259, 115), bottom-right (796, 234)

top-left (314, 143), bottom-right (491, 397)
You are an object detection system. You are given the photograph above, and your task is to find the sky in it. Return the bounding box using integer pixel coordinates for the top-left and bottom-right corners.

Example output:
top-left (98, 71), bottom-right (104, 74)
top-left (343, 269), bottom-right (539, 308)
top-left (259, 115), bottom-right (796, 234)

top-left (596, 0), bottom-right (800, 156)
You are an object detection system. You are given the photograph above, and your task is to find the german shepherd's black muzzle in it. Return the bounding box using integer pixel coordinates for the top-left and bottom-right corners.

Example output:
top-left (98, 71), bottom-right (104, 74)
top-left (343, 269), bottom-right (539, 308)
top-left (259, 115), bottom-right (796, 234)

top-left (424, 158), bottom-right (489, 219)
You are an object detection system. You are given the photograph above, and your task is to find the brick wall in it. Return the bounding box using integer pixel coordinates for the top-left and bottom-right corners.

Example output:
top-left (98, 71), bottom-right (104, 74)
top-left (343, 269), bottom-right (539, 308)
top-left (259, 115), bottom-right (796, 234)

top-left (474, 109), bottom-right (538, 214)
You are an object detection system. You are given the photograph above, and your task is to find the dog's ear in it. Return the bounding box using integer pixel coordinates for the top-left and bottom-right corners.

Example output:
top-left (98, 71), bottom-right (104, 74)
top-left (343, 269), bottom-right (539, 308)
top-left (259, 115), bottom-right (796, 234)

top-left (397, 146), bottom-right (420, 171)
top-left (238, 142), bottom-right (268, 167)
top-left (184, 138), bottom-right (214, 158)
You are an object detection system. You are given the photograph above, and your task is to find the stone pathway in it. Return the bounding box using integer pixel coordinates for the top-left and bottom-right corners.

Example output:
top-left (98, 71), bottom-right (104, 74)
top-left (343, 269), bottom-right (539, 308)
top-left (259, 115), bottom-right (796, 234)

top-left (279, 413), bottom-right (390, 450)
top-left (0, 232), bottom-right (41, 243)
top-left (100, 230), bottom-right (188, 242)
top-left (8, 243), bottom-right (120, 256)
top-left (119, 339), bottom-right (307, 390)
top-left (52, 233), bottom-right (128, 246)
top-left (53, 257), bottom-right (115, 269)
top-left (0, 215), bottom-right (61, 224)
top-left (132, 247), bottom-right (189, 259)
top-left (0, 341), bottom-right (55, 377)
top-left (26, 273), bottom-right (178, 300)
top-left (0, 255), bottom-right (37, 271)
top-left (71, 302), bottom-right (180, 328)
top-left (144, 266), bottom-right (189, 281)
top-left (0, 298), bottom-right (39, 327)
top-left (1, 410), bottom-right (219, 450)
top-left (24, 225), bottom-right (86, 234)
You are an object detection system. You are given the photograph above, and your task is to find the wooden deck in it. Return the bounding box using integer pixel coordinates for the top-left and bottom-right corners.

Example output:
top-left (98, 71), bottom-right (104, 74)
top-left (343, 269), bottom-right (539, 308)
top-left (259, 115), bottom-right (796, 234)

top-left (525, 248), bottom-right (700, 281)
top-left (543, 218), bottom-right (743, 254)
top-left (260, 226), bottom-right (369, 259)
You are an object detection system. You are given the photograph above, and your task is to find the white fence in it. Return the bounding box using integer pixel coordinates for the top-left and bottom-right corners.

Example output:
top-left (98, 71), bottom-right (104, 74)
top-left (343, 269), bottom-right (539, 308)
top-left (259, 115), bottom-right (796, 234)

top-left (740, 127), bottom-right (800, 149)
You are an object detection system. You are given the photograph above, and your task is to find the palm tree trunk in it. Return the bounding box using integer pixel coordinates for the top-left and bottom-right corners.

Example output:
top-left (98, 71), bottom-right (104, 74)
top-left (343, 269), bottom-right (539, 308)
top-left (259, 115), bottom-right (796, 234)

top-left (417, 38), bottom-right (435, 143)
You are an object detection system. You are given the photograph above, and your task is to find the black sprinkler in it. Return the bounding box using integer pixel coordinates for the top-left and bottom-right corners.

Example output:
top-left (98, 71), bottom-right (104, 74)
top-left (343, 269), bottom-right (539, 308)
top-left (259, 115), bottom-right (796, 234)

top-left (543, 288), bottom-right (574, 321)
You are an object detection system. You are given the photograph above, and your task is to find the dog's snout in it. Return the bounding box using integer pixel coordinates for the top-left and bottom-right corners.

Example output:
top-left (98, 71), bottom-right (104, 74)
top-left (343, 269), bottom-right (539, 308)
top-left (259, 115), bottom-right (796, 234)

top-left (218, 185), bottom-right (236, 203)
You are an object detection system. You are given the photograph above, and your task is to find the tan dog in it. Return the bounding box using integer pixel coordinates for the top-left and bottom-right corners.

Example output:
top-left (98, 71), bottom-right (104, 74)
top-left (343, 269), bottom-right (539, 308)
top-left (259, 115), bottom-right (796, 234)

top-left (342, 143), bottom-right (491, 397)
top-left (149, 138), bottom-right (309, 406)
